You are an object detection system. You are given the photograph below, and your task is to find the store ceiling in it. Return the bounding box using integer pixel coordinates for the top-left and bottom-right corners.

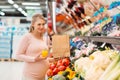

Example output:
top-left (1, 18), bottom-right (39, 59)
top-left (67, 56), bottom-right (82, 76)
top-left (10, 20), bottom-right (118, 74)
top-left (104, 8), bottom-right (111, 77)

top-left (0, 0), bottom-right (47, 17)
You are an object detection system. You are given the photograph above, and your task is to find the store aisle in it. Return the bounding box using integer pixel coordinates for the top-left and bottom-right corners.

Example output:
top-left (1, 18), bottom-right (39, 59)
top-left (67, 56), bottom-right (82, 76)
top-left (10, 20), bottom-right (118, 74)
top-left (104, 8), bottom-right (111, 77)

top-left (0, 62), bottom-right (24, 80)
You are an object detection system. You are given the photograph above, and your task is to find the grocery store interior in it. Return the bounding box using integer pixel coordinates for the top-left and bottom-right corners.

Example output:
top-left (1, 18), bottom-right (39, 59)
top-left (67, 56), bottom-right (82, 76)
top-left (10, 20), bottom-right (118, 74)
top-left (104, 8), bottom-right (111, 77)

top-left (0, 0), bottom-right (120, 80)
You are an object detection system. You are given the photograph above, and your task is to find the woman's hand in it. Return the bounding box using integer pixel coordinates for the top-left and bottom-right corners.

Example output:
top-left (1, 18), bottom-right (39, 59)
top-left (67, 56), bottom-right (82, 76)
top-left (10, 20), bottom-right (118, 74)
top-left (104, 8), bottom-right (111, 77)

top-left (39, 55), bottom-right (47, 60)
top-left (34, 54), bottom-right (47, 62)
top-left (34, 54), bottom-right (41, 62)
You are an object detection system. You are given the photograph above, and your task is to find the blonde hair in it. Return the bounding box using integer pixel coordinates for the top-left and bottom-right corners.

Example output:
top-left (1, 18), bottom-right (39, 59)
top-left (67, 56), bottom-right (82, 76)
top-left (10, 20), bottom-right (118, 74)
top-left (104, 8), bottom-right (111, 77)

top-left (29, 14), bottom-right (46, 32)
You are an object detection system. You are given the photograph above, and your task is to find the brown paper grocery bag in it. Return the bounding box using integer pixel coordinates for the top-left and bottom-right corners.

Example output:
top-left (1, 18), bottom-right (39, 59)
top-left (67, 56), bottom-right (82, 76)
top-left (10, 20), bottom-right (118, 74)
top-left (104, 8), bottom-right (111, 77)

top-left (52, 35), bottom-right (70, 58)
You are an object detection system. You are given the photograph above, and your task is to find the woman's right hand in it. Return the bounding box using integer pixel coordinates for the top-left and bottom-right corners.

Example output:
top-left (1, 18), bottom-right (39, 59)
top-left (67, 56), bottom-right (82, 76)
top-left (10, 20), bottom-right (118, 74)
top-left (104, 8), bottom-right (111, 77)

top-left (34, 54), bottom-right (41, 62)
top-left (39, 55), bottom-right (47, 60)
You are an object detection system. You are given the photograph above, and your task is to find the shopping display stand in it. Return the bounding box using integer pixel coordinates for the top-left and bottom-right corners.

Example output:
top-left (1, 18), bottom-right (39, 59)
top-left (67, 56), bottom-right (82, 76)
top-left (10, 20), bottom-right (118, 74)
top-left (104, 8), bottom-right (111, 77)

top-left (47, 0), bottom-right (120, 80)
top-left (79, 36), bottom-right (120, 45)
top-left (0, 32), bottom-right (12, 60)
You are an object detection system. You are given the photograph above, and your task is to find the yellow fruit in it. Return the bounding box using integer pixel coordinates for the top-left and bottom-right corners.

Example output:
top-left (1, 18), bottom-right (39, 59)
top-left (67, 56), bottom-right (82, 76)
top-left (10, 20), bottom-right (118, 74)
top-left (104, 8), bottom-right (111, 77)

top-left (67, 71), bottom-right (75, 79)
top-left (58, 71), bottom-right (63, 75)
top-left (48, 78), bottom-right (52, 80)
top-left (42, 49), bottom-right (48, 57)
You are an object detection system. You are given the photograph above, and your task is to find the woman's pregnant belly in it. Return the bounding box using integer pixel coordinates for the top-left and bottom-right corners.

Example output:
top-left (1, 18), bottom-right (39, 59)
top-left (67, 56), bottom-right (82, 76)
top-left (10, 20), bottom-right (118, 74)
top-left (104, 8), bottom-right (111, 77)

top-left (23, 59), bottom-right (49, 79)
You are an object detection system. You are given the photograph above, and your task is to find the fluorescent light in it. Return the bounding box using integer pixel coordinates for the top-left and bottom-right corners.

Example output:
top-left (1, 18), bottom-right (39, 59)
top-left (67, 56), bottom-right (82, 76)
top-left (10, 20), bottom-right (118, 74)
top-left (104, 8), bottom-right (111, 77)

top-left (18, 8), bottom-right (23, 12)
top-left (2, 9), bottom-right (15, 12)
top-left (23, 13), bottom-right (27, 16)
top-left (22, 2), bottom-right (40, 5)
top-left (21, 11), bottom-right (27, 16)
top-left (8, 0), bottom-right (14, 4)
top-left (0, 6), bottom-right (12, 8)
top-left (13, 4), bottom-right (19, 8)
top-left (45, 1), bottom-right (47, 4)
top-left (25, 6), bottom-right (41, 9)
top-left (21, 11), bottom-right (25, 14)
top-left (0, 12), bottom-right (5, 16)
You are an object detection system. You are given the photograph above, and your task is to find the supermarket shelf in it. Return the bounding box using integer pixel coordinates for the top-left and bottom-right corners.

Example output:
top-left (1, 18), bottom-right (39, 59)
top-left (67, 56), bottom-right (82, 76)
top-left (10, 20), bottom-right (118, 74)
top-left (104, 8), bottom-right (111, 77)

top-left (79, 36), bottom-right (120, 45)
top-left (0, 58), bottom-right (21, 62)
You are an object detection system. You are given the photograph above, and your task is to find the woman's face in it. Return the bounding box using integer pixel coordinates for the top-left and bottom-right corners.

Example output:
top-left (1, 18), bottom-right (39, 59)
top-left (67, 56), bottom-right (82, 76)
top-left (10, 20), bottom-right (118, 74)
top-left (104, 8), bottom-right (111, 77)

top-left (33, 18), bottom-right (46, 34)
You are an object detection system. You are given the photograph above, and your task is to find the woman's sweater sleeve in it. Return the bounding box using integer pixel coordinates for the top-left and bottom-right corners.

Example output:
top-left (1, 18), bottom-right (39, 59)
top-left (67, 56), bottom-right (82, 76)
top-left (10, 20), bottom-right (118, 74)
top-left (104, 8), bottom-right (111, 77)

top-left (15, 34), bottom-right (35, 62)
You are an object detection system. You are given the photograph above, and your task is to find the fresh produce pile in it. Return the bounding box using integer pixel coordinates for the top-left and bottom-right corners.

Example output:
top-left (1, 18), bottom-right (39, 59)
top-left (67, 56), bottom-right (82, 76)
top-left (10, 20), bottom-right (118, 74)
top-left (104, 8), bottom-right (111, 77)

top-left (74, 49), bottom-right (120, 80)
top-left (47, 57), bottom-right (85, 80)
top-left (47, 49), bottom-right (120, 80)
top-left (47, 58), bottom-right (70, 77)
top-left (99, 54), bottom-right (120, 80)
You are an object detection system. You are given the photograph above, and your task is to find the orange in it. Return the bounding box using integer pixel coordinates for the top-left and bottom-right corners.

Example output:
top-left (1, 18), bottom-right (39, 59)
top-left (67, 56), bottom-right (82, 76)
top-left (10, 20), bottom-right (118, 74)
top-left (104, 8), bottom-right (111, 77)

top-left (42, 49), bottom-right (48, 58)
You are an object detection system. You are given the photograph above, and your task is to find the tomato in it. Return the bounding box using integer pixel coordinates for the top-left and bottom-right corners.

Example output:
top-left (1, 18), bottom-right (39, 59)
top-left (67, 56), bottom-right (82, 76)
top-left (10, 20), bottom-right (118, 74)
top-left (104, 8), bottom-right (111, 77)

top-left (62, 58), bottom-right (70, 67)
top-left (50, 63), bottom-right (56, 70)
top-left (53, 68), bottom-right (59, 75)
top-left (58, 65), bottom-right (66, 71)
top-left (56, 61), bottom-right (63, 68)
top-left (55, 59), bottom-right (62, 67)
top-left (57, 59), bottom-right (62, 63)
top-left (47, 69), bottom-right (53, 77)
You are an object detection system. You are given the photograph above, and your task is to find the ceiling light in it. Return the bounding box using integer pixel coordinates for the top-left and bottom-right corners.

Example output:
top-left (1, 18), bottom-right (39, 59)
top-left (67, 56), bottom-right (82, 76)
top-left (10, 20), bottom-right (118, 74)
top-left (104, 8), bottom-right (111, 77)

top-left (23, 13), bottom-right (27, 16)
top-left (45, 1), bottom-right (47, 4)
top-left (2, 9), bottom-right (15, 12)
top-left (21, 11), bottom-right (26, 14)
top-left (21, 11), bottom-right (27, 16)
top-left (0, 6), bottom-right (12, 8)
top-left (22, 2), bottom-right (40, 6)
top-left (25, 6), bottom-right (41, 9)
top-left (18, 8), bottom-right (23, 12)
top-left (8, 0), bottom-right (14, 4)
top-left (13, 4), bottom-right (19, 8)
top-left (0, 12), bottom-right (5, 16)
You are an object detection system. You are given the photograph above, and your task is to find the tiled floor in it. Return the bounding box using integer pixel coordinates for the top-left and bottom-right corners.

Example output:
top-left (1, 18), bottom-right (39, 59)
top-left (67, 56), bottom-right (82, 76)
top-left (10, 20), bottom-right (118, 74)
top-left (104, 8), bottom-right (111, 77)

top-left (0, 62), bottom-right (24, 80)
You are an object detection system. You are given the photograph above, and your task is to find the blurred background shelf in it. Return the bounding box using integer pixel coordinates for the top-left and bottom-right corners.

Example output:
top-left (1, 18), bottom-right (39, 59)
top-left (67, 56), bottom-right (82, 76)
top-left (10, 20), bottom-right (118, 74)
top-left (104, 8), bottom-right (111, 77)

top-left (79, 36), bottom-right (120, 45)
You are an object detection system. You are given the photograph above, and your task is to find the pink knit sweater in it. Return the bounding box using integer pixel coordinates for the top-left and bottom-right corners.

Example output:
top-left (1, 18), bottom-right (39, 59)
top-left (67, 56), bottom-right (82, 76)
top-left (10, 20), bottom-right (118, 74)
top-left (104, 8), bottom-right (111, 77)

top-left (16, 33), bottom-right (49, 80)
